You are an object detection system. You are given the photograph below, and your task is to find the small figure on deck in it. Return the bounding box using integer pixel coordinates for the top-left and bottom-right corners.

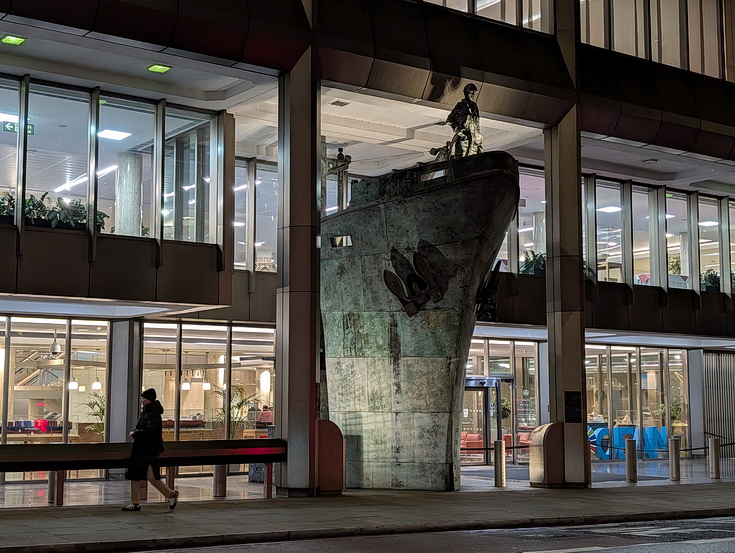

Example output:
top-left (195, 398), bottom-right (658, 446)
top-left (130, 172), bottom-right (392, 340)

top-left (446, 83), bottom-right (483, 158)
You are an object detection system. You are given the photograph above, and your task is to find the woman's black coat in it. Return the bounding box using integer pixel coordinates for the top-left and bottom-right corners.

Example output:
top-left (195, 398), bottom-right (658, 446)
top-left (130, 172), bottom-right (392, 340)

top-left (125, 400), bottom-right (166, 481)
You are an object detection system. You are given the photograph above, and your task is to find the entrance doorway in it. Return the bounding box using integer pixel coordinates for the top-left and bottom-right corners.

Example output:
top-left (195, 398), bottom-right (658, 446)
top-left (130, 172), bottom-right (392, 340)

top-left (461, 378), bottom-right (515, 465)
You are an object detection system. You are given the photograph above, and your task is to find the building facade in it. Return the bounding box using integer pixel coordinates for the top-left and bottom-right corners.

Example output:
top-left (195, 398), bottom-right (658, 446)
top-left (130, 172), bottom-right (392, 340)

top-left (0, 0), bottom-right (731, 495)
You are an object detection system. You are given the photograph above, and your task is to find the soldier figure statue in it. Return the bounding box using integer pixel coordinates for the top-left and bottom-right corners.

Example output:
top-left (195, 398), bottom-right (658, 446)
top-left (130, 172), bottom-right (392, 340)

top-left (446, 83), bottom-right (483, 158)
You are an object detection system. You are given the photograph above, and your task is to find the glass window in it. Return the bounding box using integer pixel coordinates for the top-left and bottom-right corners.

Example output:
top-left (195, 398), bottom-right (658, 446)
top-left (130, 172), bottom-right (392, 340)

top-left (518, 171), bottom-right (546, 274)
top-left (581, 0), bottom-right (607, 47)
top-left (666, 191), bottom-right (691, 289)
top-left (595, 182), bottom-right (623, 282)
top-left (27, 85), bottom-right (90, 229)
top-left (487, 340), bottom-right (511, 375)
top-left (98, 97), bottom-right (155, 237)
top-left (688, 0), bottom-right (722, 78)
top-left (163, 107), bottom-right (216, 243)
top-left (612, 0), bottom-right (647, 58)
top-left (141, 323), bottom-right (178, 442)
top-left (650, 0), bottom-right (684, 68)
top-left (255, 163), bottom-right (278, 272)
top-left (730, 200), bottom-right (735, 290)
top-left (668, 349), bottom-right (688, 450)
top-left (425, 0), bottom-right (469, 11)
top-left (522, 0), bottom-right (553, 32)
top-left (477, 0), bottom-right (518, 25)
top-left (467, 339), bottom-right (486, 376)
top-left (234, 159), bottom-right (250, 270)
top-left (0, 80), bottom-right (18, 223)
top-left (640, 347), bottom-right (665, 433)
top-left (495, 229), bottom-right (510, 272)
top-left (8, 318), bottom-right (67, 449)
top-left (586, 345), bottom-right (610, 431)
top-left (69, 321), bottom-right (108, 445)
top-left (698, 196), bottom-right (721, 291)
top-left (632, 186), bottom-right (658, 286)
top-left (232, 326), bottom-right (276, 439)
top-left (514, 342), bottom-right (537, 432)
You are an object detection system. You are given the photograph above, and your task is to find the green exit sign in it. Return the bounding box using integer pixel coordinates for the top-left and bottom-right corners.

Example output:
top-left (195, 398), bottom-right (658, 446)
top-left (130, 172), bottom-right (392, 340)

top-left (2, 121), bottom-right (34, 135)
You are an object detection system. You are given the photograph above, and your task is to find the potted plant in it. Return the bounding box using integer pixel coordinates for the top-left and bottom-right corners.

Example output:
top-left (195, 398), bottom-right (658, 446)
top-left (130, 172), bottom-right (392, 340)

top-left (79, 391), bottom-right (105, 440)
top-left (24, 192), bottom-right (50, 226)
top-left (48, 197), bottom-right (87, 230)
top-left (0, 192), bottom-right (14, 225)
top-left (211, 384), bottom-right (262, 439)
top-left (700, 269), bottom-right (720, 292)
top-left (519, 249), bottom-right (546, 275)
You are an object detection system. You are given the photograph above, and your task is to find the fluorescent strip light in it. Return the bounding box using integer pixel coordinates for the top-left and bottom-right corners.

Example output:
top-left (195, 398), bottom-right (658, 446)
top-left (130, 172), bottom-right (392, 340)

top-left (54, 165), bottom-right (118, 192)
top-left (233, 184), bottom-right (247, 192)
top-left (518, 227), bottom-right (534, 233)
top-left (597, 206), bottom-right (622, 213)
top-left (98, 129), bottom-right (131, 140)
top-left (182, 184), bottom-right (196, 191)
top-left (0, 113), bottom-right (18, 123)
top-left (698, 221), bottom-right (718, 227)
top-left (233, 222), bottom-right (245, 227)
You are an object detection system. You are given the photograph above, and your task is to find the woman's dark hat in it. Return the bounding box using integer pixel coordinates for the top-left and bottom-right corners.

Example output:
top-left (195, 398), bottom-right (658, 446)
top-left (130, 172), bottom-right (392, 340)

top-left (141, 388), bottom-right (157, 402)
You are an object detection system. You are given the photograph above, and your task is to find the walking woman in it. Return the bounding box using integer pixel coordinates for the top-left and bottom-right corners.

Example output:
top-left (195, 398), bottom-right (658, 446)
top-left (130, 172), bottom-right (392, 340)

top-left (122, 388), bottom-right (179, 512)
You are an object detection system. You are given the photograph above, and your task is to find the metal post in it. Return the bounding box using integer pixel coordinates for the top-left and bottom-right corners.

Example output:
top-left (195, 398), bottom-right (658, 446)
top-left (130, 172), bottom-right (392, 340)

top-left (494, 439), bottom-right (506, 488)
top-left (165, 466), bottom-right (175, 491)
top-left (53, 470), bottom-right (66, 506)
top-left (47, 471), bottom-right (56, 504)
top-left (709, 437), bottom-right (721, 479)
top-left (625, 438), bottom-right (637, 483)
top-left (213, 465), bottom-right (227, 498)
top-left (265, 463), bottom-right (273, 498)
top-left (669, 436), bottom-right (680, 481)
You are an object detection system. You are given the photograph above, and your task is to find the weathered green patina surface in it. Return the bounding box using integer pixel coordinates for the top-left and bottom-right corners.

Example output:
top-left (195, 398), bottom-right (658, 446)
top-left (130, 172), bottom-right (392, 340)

top-left (321, 151), bottom-right (519, 490)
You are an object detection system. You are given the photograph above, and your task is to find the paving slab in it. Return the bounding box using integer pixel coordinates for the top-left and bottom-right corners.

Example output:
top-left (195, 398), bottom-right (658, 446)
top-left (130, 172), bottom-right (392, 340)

top-left (0, 482), bottom-right (732, 552)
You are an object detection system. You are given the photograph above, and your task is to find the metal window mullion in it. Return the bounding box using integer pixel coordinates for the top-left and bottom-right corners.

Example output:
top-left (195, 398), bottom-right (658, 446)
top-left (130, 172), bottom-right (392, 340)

top-left (585, 175), bottom-right (598, 283)
top-left (509, 207), bottom-right (519, 274)
top-left (15, 76), bottom-right (29, 253)
top-left (195, 127), bottom-right (206, 241)
top-left (621, 180), bottom-right (634, 287)
top-left (689, 192), bottom-right (700, 293)
top-left (62, 320), bottom-right (71, 443)
top-left (174, 324), bottom-right (182, 440)
top-left (174, 137), bottom-right (185, 241)
top-left (636, 346), bottom-right (643, 459)
top-left (1, 317), bottom-right (10, 447)
top-left (153, 100), bottom-right (165, 263)
top-left (662, 349), bottom-right (670, 431)
top-left (680, 0), bottom-right (690, 70)
top-left (719, 197), bottom-right (732, 296)
top-left (604, 0), bottom-right (612, 49)
top-left (248, 160), bottom-right (257, 272)
top-left (88, 88), bottom-right (100, 261)
top-left (104, 323), bottom-right (112, 443)
top-left (225, 326), bottom-right (232, 439)
top-left (718, 0), bottom-right (726, 79)
top-left (642, 0), bottom-right (652, 60)
top-left (605, 351), bottom-right (613, 437)
top-left (656, 187), bottom-right (668, 292)
top-left (516, 0), bottom-right (523, 27)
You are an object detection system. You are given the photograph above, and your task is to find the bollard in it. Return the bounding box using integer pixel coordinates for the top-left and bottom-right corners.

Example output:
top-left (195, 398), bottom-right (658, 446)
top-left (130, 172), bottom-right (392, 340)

top-left (213, 465), bottom-right (227, 497)
top-left (493, 439), bottom-right (506, 488)
top-left (265, 463), bottom-right (273, 498)
top-left (625, 438), bottom-right (637, 483)
top-left (709, 437), bottom-right (721, 479)
top-left (669, 436), bottom-right (680, 481)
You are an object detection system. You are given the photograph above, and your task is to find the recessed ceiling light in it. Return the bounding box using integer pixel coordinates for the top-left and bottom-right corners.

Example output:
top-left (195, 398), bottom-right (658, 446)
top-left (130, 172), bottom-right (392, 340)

top-left (98, 129), bottom-right (131, 140)
top-left (698, 220), bottom-right (718, 227)
top-left (1, 35), bottom-right (26, 46)
top-left (147, 64), bottom-right (171, 74)
top-left (597, 206), bottom-right (622, 213)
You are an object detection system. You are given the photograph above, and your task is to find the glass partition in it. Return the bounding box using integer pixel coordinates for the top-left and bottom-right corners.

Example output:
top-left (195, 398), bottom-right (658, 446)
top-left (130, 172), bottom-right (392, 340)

top-left (163, 108), bottom-right (216, 243)
top-left (730, 200), bottom-right (735, 290)
top-left (688, 0), bottom-right (722, 78)
top-left (27, 85), bottom-right (90, 229)
top-left (0, 80), bottom-right (18, 222)
top-left (581, 0), bottom-right (607, 47)
top-left (595, 182), bottom-right (623, 282)
top-left (666, 192), bottom-right (691, 289)
top-left (98, 96), bottom-right (155, 237)
top-left (141, 323), bottom-right (177, 441)
top-left (466, 339), bottom-right (486, 376)
top-left (668, 349), bottom-right (688, 450)
top-left (698, 196), bottom-right (721, 292)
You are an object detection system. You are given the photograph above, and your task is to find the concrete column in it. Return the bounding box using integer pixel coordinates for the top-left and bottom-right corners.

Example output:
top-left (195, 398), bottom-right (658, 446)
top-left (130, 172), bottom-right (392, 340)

top-left (108, 320), bottom-right (142, 479)
top-left (537, 341), bottom-right (551, 425)
top-left (533, 211), bottom-right (546, 254)
top-left (274, 45), bottom-right (320, 496)
top-left (115, 152), bottom-right (143, 236)
top-left (542, 0), bottom-right (589, 488)
top-left (679, 231), bottom-right (690, 278)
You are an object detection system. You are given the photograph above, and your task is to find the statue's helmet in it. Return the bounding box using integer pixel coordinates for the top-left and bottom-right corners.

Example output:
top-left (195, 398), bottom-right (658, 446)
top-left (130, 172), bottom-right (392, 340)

top-left (464, 83), bottom-right (478, 93)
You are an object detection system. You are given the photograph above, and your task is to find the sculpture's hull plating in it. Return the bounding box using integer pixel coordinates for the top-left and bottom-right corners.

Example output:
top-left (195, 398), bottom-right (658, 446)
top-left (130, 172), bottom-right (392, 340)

top-left (321, 151), bottom-right (520, 490)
